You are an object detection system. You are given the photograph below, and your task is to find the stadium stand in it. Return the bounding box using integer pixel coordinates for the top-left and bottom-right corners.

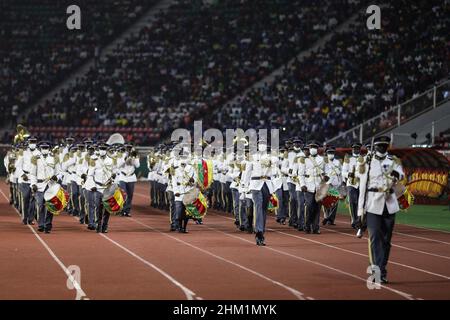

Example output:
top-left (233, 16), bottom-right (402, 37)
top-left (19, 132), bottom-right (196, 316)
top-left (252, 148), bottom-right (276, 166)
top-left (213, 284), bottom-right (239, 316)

top-left (0, 0), bottom-right (154, 127)
top-left (209, 0), bottom-right (449, 143)
top-left (2, 0), bottom-right (360, 144)
top-left (1, 0), bottom-right (448, 146)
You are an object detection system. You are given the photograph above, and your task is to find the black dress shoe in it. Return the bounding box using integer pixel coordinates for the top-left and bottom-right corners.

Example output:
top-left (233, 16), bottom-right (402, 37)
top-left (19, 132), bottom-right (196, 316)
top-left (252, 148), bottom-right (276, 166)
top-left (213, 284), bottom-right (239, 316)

top-left (304, 229), bottom-right (311, 234)
top-left (87, 225), bottom-right (96, 230)
top-left (239, 225), bottom-right (246, 231)
top-left (322, 219), bottom-right (328, 226)
top-left (38, 227), bottom-right (44, 232)
top-left (44, 230), bottom-right (51, 234)
top-left (22, 221), bottom-right (27, 225)
top-left (297, 227), bottom-right (304, 232)
top-left (170, 226), bottom-right (177, 232)
top-left (313, 230), bottom-right (321, 234)
top-left (256, 237), bottom-right (266, 246)
top-left (328, 221), bottom-right (336, 226)
top-left (101, 229), bottom-right (108, 234)
top-left (381, 276), bottom-right (388, 284)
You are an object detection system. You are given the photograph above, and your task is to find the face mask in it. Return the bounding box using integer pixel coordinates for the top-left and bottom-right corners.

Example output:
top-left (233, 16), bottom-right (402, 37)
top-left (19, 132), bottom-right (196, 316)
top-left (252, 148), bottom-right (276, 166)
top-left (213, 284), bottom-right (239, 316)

top-left (327, 153), bottom-right (335, 160)
top-left (375, 144), bottom-right (388, 157)
top-left (310, 148), bottom-right (318, 156)
top-left (258, 144), bottom-right (267, 152)
top-left (41, 149), bottom-right (49, 155)
top-left (99, 150), bottom-right (107, 156)
top-left (293, 146), bottom-right (301, 152)
top-left (29, 144), bottom-right (36, 150)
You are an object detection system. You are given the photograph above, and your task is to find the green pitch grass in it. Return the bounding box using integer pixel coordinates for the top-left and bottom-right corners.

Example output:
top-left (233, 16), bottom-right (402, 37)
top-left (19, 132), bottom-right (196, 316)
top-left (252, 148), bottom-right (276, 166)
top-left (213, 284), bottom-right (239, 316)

top-left (337, 202), bottom-right (450, 232)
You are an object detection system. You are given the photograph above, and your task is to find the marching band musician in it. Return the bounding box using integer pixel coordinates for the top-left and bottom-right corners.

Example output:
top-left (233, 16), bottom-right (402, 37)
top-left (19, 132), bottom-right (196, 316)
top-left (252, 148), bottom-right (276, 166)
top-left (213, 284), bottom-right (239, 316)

top-left (172, 144), bottom-right (196, 233)
top-left (16, 136), bottom-right (39, 225)
top-left (4, 144), bottom-right (17, 206)
top-left (75, 142), bottom-right (88, 224)
top-left (162, 144), bottom-right (178, 231)
top-left (276, 147), bottom-right (289, 225)
top-left (272, 147), bottom-right (288, 225)
top-left (82, 144), bottom-right (98, 230)
top-left (238, 147), bottom-right (253, 233)
top-left (293, 144), bottom-right (309, 232)
top-left (357, 136), bottom-right (404, 284)
top-left (117, 143), bottom-right (140, 217)
top-left (322, 146), bottom-right (342, 226)
top-left (342, 142), bottom-right (363, 229)
top-left (229, 149), bottom-right (243, 228)
top-left (241, 139), bottom-right (274, 246)
top-left (286, 138), bottom-right (300, 228)
top-left (299, 141), bottom-right (328, 234)
top-left (87, 142), bottom-right (118, 233)
top-left (147, 147), bottom-right (159, 208)
top-left (30, 142), bottom-right (57, 233)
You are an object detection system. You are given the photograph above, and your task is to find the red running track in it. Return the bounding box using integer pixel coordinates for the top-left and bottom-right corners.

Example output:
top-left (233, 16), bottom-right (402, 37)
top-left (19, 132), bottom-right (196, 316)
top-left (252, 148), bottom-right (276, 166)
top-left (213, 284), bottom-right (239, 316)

top-left (0, 182), bottom-right (449, 300)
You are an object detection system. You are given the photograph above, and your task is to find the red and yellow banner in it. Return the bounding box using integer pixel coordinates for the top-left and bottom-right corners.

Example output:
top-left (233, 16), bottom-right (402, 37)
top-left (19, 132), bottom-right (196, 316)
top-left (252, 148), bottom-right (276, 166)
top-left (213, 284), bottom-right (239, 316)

top-left (185, 191), bottom-right (208, 220)
top-left (197, 159), bottom-right (213, 190)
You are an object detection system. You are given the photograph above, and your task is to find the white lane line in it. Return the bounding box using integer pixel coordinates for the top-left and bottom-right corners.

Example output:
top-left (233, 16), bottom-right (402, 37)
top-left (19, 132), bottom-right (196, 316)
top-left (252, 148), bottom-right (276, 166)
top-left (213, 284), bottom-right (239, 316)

top-left (392, 232), bottom-right (450, 246)
top-left (0, 189), bottom-right (88, 300)
top-left (203, 216), bottom-right (416, 301)
top-left (65, 209), bottom-right (200, 301)
top-left (99, 233), bottom-right (199, 300)
top-left (322, 224), bottom-right (450, 261)
top-left (129, 217), bottom-right (306, 300)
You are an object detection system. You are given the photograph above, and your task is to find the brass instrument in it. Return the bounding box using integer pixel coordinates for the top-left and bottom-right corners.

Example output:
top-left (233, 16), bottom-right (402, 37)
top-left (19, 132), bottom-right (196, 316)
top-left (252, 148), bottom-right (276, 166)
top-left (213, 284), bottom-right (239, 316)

top-left (13, 124), bottom-right (31, 144)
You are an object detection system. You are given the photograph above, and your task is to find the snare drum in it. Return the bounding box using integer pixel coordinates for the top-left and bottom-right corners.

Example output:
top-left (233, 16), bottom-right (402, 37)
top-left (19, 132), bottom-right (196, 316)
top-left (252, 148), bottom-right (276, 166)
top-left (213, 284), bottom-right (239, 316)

top-left (321, 188), bottom-right (340, 209)
top-left (184, 188), bottom-right (208, 220)
top-left (44, 183), bottom-right (69, 215)
top-left (102, 184), bottom-right (127, 214)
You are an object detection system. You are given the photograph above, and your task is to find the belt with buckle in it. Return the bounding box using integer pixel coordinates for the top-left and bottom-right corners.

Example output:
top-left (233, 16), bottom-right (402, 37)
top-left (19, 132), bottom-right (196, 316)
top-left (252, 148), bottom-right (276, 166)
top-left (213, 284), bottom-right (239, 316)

top-left (251, 176), bottom-right (271, 180)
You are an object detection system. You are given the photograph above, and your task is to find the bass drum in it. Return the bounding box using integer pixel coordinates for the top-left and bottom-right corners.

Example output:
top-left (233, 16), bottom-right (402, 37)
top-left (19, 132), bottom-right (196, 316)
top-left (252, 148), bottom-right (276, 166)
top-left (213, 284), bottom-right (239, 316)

top-left (44, 183), bottom-right (69, 215)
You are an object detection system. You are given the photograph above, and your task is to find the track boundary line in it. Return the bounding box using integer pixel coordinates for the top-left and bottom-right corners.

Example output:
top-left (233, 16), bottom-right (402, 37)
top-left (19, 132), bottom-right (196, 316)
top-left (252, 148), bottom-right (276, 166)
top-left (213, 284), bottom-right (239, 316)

top-left (321, 223), bottom-right (450, 261)
top-left (128, 217), bottom-right (307, 300)
top-left (332, 216), bottom-right (450, 246)
top-left (0, 188), bottom-right (88, 300)
top-left (334, 210), bottom-right (450, 235)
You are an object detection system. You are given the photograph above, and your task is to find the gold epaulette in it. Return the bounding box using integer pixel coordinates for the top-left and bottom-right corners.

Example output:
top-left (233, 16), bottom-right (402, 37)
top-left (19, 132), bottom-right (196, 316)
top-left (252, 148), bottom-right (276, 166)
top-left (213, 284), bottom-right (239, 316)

top-left (344, 154), bottom-right (350, 163)
top-left (392, 155), bottom-right (402, 165)
top-left (358, 163), bottom-right (366, 175)
top-left (31, 156), bottom-right (38, 166)
top-left (112, 158), bottom-right (117, 166)
top-left (89, 159), bottom-right (96, 167)
top-left (323, 156), bottom-right (329, 164)
top-left (358, 155), bottom-right (364, 164)
top-left (298, 156), bottom-right (305, 164)
top-left (63, 154), bottom-right (70, 162)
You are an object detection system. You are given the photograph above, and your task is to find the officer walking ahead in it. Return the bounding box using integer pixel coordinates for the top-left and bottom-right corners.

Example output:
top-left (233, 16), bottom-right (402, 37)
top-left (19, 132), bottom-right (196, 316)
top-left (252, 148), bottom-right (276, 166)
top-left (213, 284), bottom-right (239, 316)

top-left (358, 136), bottom-right (404, 284)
